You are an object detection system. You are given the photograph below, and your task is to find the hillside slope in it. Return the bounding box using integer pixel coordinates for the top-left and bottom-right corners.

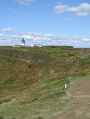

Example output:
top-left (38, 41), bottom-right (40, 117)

top-left (0, 46), bottom-right (90, 119)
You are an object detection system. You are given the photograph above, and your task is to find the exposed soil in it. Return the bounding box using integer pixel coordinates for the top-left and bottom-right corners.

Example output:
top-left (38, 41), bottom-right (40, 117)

top-left (56, 77), bottom-right (90, 119)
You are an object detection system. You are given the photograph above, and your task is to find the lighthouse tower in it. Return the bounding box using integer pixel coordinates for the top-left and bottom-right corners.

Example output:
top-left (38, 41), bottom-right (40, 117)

top-left (21, 38), bottom-right (25, 46)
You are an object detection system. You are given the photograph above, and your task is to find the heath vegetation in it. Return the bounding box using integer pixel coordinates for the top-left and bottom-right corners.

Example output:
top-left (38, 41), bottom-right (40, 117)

top-left (0, 46), bottom-right (90, 119)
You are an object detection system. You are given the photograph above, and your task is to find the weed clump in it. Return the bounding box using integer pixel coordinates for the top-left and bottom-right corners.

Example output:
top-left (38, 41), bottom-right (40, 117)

top-left (34, 116), bottom-right (44, 119)
top-left (0, 116), bottom-right (3, 119)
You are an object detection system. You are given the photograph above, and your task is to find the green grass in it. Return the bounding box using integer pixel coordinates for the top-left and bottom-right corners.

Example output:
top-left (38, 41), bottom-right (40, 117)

top-left (0, 95), bottom-right (75, 119)
top-left (0, 46), bottom-right (90, 119)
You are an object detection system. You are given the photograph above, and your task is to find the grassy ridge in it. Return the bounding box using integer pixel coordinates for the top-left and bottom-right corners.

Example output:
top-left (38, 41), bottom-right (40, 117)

top-left (0, 46), bottom-right (90, 119)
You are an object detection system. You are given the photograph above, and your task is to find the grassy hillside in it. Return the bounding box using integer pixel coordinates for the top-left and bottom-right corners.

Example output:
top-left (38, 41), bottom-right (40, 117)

top-left (0, 46), bottom-right (90, 119)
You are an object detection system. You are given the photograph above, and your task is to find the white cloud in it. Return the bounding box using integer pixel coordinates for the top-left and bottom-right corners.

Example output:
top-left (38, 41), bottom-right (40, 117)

top-left (10, 8), bottom-right (18, 14)
top-left (22, 32), bottom-right (44, 40)
top-left (20, 32), bottom-right (90, 47)
top-left (1, 28), bottom-right (24, 35)
top-left (8, 35), bottom-right (21, 39)
top-left (32, 25), bottom-right (38, 28)
top-left (10, 8), bottom-right (29, 17)
top-left (16, 0), bottom-right (35, 5)
top-left (21, 13), bottom-right (29, 17)
top-left (0, 34), bottom-right (4, 37)
top-left (0, 29), bottom-right (90, 47)
top-left (1, 28), bottom-right (13, 32)
top-left (54, 3), bottom-right (90, 16)
top-left (0, 34), bottom-right (4, 41)
top-left (54, 4), bottom-right (68, 14)
top-left (62, 18), bottom-right (74, 22)
top-left (82, 39), bottom-right (90, 41)
top-left (0, 34), bottom-right (5, 44)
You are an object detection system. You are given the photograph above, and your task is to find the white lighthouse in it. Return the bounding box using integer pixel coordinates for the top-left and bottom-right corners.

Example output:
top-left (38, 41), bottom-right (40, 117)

top-left (21, 38), bottom-right (25, 46)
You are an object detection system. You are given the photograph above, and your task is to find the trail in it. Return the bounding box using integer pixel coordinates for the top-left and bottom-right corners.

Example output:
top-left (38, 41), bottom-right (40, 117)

top-left (56, 76), bottom-right (90, 119)
top-left (67, 90), bottom-right (90, 100)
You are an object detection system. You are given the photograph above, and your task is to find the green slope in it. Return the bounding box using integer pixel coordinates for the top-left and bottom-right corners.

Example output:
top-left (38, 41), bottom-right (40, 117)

top-left (0, 46), bottom-right (90, 119)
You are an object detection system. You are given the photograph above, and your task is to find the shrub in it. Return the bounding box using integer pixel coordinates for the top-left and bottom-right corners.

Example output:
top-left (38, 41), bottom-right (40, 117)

top-left (68, 51), bottom-right (81, 56)
top-left (0, 116), bottom-right (3, 119)
top-left (57, 53), bottom-right (69, 57)
top-left (34, 116), bottom-right (44, 119)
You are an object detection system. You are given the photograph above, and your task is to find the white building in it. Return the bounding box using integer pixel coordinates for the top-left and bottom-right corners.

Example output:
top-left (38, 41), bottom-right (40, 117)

top-left (31, 44), bottom-right (43, 47)
top-left (31, 44), bottom-right (35, 47)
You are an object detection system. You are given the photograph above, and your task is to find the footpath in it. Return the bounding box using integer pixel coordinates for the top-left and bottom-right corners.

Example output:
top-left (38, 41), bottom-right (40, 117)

top-left (56, 77), bottom-right (90, 119)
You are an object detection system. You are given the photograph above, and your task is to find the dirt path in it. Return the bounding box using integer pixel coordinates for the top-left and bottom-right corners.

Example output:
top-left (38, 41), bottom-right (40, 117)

top-left (56, 77), bottom-right (90, 119)
top-left (67, 90), bottom-right (90, 100)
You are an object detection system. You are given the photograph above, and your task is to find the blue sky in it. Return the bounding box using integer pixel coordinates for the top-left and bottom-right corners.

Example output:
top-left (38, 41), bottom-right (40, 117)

top-left (0, 0), bottom-right (90, 47)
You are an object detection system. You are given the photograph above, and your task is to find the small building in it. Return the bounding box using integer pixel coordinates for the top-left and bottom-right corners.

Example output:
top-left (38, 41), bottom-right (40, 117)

top-left (31, 44), bottom-right (43, 47)
top-left (31, 44), bottom-right (35, 47)
top-left (37, 45), bottom-right (43, 47)
top-left (14, 45), bottom-right (21, 47)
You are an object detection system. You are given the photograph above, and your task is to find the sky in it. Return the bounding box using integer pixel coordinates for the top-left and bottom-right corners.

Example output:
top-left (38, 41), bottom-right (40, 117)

top-left (0, 0), bottom-right (90, 48)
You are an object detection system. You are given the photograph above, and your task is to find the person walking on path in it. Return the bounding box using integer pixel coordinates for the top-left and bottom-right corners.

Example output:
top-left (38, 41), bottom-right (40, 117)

top-left (65, 82), bottom-right (69, 89)
top-left (67, 82), bottom-right (69, 87)
top-left (65, 83), bottom-right (67, 89)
